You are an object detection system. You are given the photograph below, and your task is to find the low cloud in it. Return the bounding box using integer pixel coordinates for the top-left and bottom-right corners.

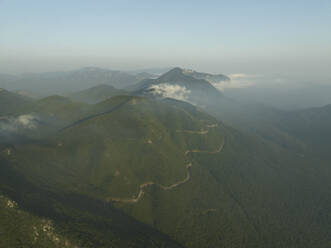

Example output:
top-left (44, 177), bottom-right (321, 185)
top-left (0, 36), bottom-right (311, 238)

top-left (229, 73), bottom-right (261, 79)
top-left (212, 73), bottom-right (260, 91)
top-left (0, 114), bottom-right (39, 133)
top-left (148, 84), bottom-right (191, 102)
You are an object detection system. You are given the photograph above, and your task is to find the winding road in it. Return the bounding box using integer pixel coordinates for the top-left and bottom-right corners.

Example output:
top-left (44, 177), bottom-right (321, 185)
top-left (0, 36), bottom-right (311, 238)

top-left (107, 123), bottom-right (225, 204)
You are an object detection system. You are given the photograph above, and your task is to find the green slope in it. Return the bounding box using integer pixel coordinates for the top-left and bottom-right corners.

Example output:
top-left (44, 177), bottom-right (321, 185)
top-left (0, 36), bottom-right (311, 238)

top-left (0, 194), bottom-right (77, 248)
top-left (1, 94), bottom-right (330, 248)
top-left (0, 152), bottom-right (185, 248)
top-left (118, 124), bottom-right (331, 248)
top-left (7, 96), bottom-right (224, 200)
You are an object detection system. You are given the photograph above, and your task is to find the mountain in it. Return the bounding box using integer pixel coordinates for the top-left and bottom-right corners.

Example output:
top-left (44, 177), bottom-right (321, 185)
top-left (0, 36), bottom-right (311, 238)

top-left (0, 88), bottom-right (32, 115)
top-left (8, 96), bottom-right (224, 201)
top-left (131, 68), bottom-right (225, 105)
top-left (1, 93), bottom-right (330, 247)
top-left (181, 68), bottom-right (230, 84)
top-left (127, 67), bottom-right (173, 75)
top-left (0, 67), bottom-right (152, 95)
top-left (134, 72), bottom-right (158, 81)
top-left (69, 84), bottom-right (128, 104)
top-left (13, 89), bottom-right (42, 99)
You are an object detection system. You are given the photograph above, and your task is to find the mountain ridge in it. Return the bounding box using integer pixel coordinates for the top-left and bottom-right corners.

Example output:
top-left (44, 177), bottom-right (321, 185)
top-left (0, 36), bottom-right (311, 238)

top-left (69, 84), bottom-right (128, 104)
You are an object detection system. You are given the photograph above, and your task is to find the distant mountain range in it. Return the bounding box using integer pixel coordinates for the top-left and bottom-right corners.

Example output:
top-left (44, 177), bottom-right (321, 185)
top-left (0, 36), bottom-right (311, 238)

top-left (0, 67), bottom-right (154, 95)
top-left (0, 67), bottom-right (230, 99)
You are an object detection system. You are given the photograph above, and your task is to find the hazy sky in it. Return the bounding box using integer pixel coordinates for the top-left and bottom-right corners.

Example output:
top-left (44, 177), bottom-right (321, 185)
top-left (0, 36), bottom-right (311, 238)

top-left (1, 0), bottom-right (330, 79)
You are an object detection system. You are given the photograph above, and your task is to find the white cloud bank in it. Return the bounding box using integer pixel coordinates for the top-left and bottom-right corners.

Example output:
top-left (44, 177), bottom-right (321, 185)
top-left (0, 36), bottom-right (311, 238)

top-left (212, 73), bottom-right (260, 91)
top-left (16, 115), bottom-right (38, 129)
top-left (148, 84), bottom-right (191, 102)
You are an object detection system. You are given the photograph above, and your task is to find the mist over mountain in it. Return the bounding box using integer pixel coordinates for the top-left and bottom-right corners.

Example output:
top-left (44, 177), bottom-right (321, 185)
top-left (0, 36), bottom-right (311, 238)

top-left (131, 67), bottom-right (226, 106)
top-left (0, 66), bottom-right (330, 248)
top-left (0, 67), bottom-right (154, 95)
top-left (181, 68), bottom-right (230, 84)
top-left (225, 82), bottom-right (331, 110)
top-left (126, 68), bottom-right (171, 76)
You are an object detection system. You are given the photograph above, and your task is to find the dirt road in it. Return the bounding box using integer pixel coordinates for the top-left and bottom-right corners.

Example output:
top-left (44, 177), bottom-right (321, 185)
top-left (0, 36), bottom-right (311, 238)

top-left (108, 124), bottom-right (224, 204)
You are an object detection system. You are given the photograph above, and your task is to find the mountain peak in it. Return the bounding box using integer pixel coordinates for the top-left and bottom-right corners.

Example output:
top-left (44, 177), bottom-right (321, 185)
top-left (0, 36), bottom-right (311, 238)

top-left (133, 68), bottom-right (224, 105)
top-left (162, 67), bottom-right (184, 76)
top-left (157, 67), bottom-right (203, 83)
top-left (158, 68), bottom-right (230, 84)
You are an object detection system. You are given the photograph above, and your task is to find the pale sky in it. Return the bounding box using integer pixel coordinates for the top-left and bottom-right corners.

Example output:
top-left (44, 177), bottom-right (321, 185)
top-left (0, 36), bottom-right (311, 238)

top-left (0, 0), bottom-right (330, 79)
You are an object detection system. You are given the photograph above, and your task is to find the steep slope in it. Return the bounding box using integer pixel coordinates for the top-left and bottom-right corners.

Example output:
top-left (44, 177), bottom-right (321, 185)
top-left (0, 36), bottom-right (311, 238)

top-left (1, 95), bottom-right (330, 248)
top-left (9, 96), bottom-right (224, 200)
top-left (208, 98), bottom-right (331, 159)
top-left (0, 194), bottom-right (77, 248)
top-left (69, 84), bottom-right (128, 104)
top-left (0, 95), bottom-right (92, 146)
top-left (0, 152), bottom-right (185, 248)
